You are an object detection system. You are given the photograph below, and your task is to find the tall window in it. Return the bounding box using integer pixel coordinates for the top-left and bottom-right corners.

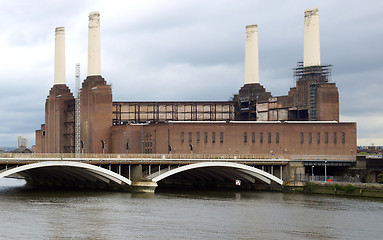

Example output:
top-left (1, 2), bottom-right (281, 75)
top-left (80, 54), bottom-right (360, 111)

top-left (325, 132), bottom-right (329, 144)
top-left (300, 132), bottom-right (304, 144)
top-left (333, 132), bottom-right (337, 144)
top-left (317, 132), bottom-right (320, 144)
top-left (276, 132), bottom-right (279, 143)
top-left (244, 132), bottom-right (247, 143)
top-left (212, 132), bottom-right (216, 143)
top-left (220, 132), bottom-right (224, 143)
top-left (252, 132), bottom-right (255, 143)
top-left (189, 132), bottom-right (192, 143)
top-left (268, 132), bottom-right (271, 143)
top-left (181, 132), bottom-right (184, 143)
top-left (309, 132), bottom-right (312, 144)
top-left (196, 132), bottom-right (200, 143)
top-left (342, 132), bottom-right (345, 144)
top-left (204, 132), bottom-right (208, 143)
top-left (260, 132), bottom-right (263, 143)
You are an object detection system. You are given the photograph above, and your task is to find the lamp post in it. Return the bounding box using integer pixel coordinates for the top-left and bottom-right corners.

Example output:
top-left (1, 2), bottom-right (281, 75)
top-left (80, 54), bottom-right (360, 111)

top-left (312, 165), bottom-right (315, 181)
top-left (324, 160), bottom-right (327, 182)
top-left (101, 140), bottom-right (105, 154)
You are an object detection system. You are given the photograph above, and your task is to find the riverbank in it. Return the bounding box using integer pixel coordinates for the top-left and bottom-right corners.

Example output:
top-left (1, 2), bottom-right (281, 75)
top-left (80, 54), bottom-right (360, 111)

top-left (283, 181), bottom-right (383, 198)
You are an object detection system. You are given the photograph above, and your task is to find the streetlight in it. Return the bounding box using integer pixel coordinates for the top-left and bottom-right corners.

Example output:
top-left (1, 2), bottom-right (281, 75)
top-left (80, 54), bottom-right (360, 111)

top-left (312, 165), bottom-right (315, 181)
top-left (101, 140), bottom-right (105, 154)
top-left (324, 160), bottom-right (327, 182)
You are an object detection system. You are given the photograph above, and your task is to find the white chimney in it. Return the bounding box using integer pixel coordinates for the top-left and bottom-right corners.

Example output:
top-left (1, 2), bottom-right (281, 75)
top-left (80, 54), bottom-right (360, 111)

top-left (304, 8), bottom-right (320, 67)
top-left (245, 25), bottom-right (260, 85)
top-left (88, 11), bottom-right (101, 76)
top-left (54, 27), bottom-right (66, 85)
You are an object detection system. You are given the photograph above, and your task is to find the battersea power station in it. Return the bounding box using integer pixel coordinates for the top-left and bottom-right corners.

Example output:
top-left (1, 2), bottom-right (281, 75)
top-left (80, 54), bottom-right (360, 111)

top-left (35, 9), bottom-right (356, 161)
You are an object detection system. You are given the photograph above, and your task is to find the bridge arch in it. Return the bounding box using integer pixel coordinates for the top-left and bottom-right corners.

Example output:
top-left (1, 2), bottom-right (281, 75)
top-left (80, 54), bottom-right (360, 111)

top-left (149, 162), bottom-right (283, 186)
top-left (0, 161), bottom-right (131, 189)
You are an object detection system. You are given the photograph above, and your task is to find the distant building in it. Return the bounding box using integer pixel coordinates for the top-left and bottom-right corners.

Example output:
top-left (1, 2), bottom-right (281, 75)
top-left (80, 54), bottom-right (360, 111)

top-left (17, 136), bottom-right (28, 148)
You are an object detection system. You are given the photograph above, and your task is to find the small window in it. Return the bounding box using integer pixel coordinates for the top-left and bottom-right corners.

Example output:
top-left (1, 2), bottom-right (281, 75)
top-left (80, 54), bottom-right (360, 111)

top-left (317, 132), bottom-right (320, 144)
top-left (212, 132), bottom-right (216, 143)
top-left (204, 132), bottom-right (208, 143)
top-left (276, 132), bottom-right (279, 143)
top-left (181, 132), bottom-right (184, 143)
top-left (252, 132), bottom-right (255, 143)
top-left (244, 132), bottom-right (247, 143)
top-left (333, 132), bottom-right (337, 144)
top-left (220, 132), bottom-right (224, 143)
top-left (189, 132), bottom-right (192, 143)
top-left (300, 132), bottom-right (304, 144)
top-left (325, 132), bottom-right (329, 144)
top-left (268, 132), bottom-right (271, 143)
top-left (308, 132), bottom-right (312, 144)
top-left (260, 132), bottom-right (263, 143)
top-left (196, 132), bottom-right (200, 143)
top-left (342, 132), bottom-right (345, 144)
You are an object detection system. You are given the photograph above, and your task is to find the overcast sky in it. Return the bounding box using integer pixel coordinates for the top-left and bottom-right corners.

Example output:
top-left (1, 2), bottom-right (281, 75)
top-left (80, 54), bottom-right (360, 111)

top-left (0, 0), bottom-right (382, 147)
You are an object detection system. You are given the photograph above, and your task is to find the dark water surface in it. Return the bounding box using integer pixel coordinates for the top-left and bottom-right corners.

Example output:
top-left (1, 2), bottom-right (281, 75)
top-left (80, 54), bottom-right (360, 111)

top-left (1, 178), bottom-right (383, 240)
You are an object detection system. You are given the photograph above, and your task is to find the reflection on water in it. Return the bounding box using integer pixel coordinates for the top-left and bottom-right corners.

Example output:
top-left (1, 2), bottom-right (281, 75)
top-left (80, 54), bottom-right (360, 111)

top-left (1, 178), bottom-right (383, 240)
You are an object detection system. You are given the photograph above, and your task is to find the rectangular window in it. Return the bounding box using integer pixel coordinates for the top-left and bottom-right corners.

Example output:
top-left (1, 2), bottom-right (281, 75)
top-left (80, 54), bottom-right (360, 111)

top-left (317, 132), bottom-right (320, 144)
top-left (260, 132), bottom-right (263, 143)
top-left (309, 132), bottom-right (312, 144)
top-left (181, 132), bottom-right (184, 143)
top-left (252, 132), bottom-right (255, 143)
top-left (196, 132), bottom-right (200, 143)
top-left (333, 132), bottom-right (337, 144)
top-left (342, 132), bottom-right (345, 144)
top-left (204, 132), bottom-right (208, 143)
top-left (300, 132), bottom-right (304, 144)
top-left (325, 132), bottom-right (329, 144)
top-left (276, 132), bottom-right (279, 143)
top-left (212, 132), bottom-right (216, 143)
top-left (268, 132), bottom-right (271, 143)
top-left (220, 132), bottom-right (224, 143)
top-left (189, 132), bottom-right (192, 143)
top-left (244, 132), bottom-right (247, 143)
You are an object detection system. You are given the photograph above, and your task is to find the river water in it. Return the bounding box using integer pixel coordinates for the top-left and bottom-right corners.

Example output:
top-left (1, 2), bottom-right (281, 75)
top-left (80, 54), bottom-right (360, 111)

top-left (1, 178), bottom-right (383, 240)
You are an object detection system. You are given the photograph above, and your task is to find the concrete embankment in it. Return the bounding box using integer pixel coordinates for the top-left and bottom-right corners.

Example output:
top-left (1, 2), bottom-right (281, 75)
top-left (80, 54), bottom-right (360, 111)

top-left (283, 181), bottom-right (383, 198)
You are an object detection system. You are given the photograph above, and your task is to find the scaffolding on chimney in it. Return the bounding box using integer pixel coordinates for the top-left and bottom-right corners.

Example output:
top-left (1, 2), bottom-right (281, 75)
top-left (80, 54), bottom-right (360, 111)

top-left (74, 63), bottom-right (81, 154)
top-left (294, 61), bottom-right (333, 121)
top-left (294, 61), bottom-right (332, 83)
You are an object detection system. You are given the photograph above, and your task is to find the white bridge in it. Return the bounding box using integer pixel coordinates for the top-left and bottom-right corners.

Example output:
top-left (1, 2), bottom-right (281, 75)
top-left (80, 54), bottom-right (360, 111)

top-left (0, 153), bottom-right (353, 192)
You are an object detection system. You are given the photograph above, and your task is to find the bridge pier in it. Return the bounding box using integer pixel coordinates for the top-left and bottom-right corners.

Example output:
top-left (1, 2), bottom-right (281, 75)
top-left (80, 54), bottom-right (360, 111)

top-left (129, 164), bottom-right (158, 193)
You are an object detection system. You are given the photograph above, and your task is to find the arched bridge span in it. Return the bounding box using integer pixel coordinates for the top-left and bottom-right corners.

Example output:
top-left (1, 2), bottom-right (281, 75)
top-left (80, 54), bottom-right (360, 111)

top-left (0, 161), bottom-right (132, 190)
top-left (148, 162), bottom-right (283, 187)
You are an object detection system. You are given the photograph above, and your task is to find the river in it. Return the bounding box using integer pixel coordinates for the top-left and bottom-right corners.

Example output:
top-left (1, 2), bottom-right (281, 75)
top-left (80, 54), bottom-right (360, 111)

top-left (0, 178), bottom-right (383, 240)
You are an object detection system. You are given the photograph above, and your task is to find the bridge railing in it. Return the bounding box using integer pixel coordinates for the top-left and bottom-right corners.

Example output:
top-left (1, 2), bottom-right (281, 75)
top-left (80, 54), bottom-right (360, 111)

top-left (290, 155), bottom-right (356, 161)
top-left (0, 153), bottom-right (355, 161)
top-left (0, 153), bottom-right (291, 160)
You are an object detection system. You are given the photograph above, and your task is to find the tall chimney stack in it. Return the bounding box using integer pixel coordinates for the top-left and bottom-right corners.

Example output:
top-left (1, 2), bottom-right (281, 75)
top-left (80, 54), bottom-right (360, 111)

top-left (54, 27), bottom-right (66, 85)
top-left (304, 8), bottom-right (320, 67)
top-left (88, 11), bottom-right (101, 76)
top-left (245, 25), bottom-right (260, 85)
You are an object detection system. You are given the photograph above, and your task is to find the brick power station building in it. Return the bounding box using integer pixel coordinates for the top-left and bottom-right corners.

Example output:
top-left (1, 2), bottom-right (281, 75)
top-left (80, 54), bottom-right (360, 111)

top-left (35, 9), bottom-right (356, 162)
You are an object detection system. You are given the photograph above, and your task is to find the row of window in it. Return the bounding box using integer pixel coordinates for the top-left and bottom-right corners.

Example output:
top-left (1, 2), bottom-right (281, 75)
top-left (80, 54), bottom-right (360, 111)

top-left (244, 132), bottom-right (279, 143)
top-left (181, 132), bottom-right (224, 143)
top-left (181, 131), bottom-right (346, 144)
top-left (300, 132), bottom-right (346, 144)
